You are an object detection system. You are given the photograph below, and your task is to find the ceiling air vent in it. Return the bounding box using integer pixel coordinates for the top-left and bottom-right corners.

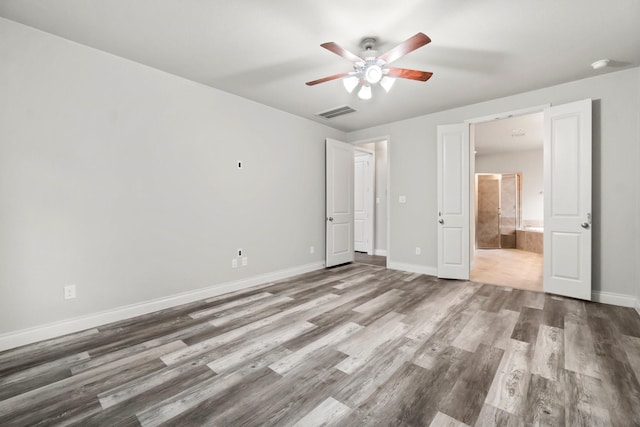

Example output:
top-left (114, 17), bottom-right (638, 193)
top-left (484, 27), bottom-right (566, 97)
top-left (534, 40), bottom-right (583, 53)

top-left (316, 105), bottom-right (356, 119)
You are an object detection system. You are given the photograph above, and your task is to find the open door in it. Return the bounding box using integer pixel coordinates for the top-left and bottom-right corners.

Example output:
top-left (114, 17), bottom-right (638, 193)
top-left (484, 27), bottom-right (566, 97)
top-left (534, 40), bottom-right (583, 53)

top-left (354, 150), bottom-right (374, 254)
top-left (437, 124), bottom-right (470, 280)
top-left (326, 138), bottom-right (355, 267)
top-left (543, 99), bottom-right (592, 300)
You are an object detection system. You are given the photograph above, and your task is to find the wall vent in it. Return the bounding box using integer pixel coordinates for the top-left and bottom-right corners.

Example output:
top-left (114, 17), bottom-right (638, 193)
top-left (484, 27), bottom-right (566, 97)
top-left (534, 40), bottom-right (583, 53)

top-left (316, 105), bottom-right (356, 119)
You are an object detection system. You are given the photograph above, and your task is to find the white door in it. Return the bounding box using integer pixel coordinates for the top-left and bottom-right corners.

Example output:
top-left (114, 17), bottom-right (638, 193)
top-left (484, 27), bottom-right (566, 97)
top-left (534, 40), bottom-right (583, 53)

top-left (437, 124), bottom-right (470, 279)
top-left (543, 99), bottom-right (592, 300)
top-left (326, 138), bottom-right (355, 267)
top-left (354, 152), bottom-right (374, 254)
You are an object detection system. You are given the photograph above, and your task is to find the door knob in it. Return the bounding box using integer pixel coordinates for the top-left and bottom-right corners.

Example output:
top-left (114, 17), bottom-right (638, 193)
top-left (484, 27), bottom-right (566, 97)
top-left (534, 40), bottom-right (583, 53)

top-left (327, 217), bottom-right (334, 222)
top-left (439, 219), bottom-right (444, 224)
top-left (581, 222), bottom-right (589, 229)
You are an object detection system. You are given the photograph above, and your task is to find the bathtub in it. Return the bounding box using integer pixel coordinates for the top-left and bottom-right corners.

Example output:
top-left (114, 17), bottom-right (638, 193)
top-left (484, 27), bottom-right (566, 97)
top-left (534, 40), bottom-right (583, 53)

top-left (516, 227), bottom-right (543, 253)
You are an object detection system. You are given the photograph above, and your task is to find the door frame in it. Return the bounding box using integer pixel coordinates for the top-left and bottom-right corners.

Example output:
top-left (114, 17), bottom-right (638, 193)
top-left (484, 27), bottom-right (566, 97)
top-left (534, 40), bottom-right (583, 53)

top-left (466, 104), bottom-right (550, 267)
top-left (353, 147), bottom-right (375, 255)
top-left (351, 136), bottom-right (391, 263)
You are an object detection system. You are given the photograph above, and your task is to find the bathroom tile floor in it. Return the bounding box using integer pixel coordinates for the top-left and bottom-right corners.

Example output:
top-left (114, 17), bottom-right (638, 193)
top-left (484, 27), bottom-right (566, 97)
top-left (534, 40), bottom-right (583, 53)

top-left (471, 248), bottom-right (543, 292)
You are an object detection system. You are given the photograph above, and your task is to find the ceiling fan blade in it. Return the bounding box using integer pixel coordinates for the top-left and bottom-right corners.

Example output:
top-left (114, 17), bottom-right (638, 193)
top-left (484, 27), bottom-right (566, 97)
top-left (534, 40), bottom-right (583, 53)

top-left (378, 33), bottom-right (431, 64)
top-left (321, 42), bottom-right (364, 63)
top-left (305, 72), bottom-right (350, 86)
top-left (386, 67), bottom-right (433, 81)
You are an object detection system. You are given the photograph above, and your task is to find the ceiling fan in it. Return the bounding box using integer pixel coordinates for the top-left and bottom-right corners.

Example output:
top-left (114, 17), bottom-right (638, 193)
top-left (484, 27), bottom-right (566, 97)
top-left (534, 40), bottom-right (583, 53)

top-left (306, 32), bottom-right (433, 100)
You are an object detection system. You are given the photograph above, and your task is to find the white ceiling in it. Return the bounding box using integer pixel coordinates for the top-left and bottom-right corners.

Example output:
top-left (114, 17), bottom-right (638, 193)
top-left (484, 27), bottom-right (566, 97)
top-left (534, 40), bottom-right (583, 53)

top-left (1, 1), bottom-right (639, 132)
top-left (474, 112), bottom-right (544, 156)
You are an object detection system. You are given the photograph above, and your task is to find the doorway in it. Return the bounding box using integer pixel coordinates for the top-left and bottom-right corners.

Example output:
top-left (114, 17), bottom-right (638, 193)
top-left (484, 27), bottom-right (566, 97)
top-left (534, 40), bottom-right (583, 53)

top-left (437, 100), bottom-right (592, 300)
top-left (470, 113), bottom-right (544, 291)
top-left (353, 139), bottom-right (388, 267)
top-left (325, 138), bottom-right (389, 268)
top-left (354, 149), bottom-right (374, 254)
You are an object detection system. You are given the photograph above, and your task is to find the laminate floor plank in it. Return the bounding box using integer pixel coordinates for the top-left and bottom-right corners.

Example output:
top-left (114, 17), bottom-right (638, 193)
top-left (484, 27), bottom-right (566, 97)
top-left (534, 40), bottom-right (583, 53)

top-left (563, 370), bottom-right (611, 426)
top-left (332, 337), bottom-right (420, 407)
top-left (588, 314), bottom-right (640, 425)
top-left (484, 339), bottom-right (531, 416)
top-left (474, 404), bottom-right (523, 427)
top-left (134, 346), bottom-right (290, 427)
top-left (523, 374), bottom-right (565, 426)
top-left (620, 334), bottom-right (640, 384)
top-left (438, 344), bottom-right (505, 425)
top-left (411, 295), bottom-right (483, 370)
top-left (530, 324), bottom-right (564, 381)
top-left (430, 411), bottom-right (471, 427)
top-left (510, 307), bottom-right (544, 344)
top-left (291, 396), bottom-right (351, 427)
top-left (1, 263), bottom-right (639, 426)
top-left (405, 282), bottom-right (481, 342)
top-left (346, 345), bottom-right (472, 426)
top-left (564, 315), bottom-right (601, 379)
top-left (185, 348), bottom-right (348, 427)
top-left (451, 308), bottom-right (520, 352)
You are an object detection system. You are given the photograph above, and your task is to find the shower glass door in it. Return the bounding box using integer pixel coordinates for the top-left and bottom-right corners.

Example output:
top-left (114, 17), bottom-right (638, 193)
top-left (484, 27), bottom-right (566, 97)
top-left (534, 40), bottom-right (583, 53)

top-left (500, 174), bottom-right (518, 248)
top-left (476, 174), bottom-right (501, 248)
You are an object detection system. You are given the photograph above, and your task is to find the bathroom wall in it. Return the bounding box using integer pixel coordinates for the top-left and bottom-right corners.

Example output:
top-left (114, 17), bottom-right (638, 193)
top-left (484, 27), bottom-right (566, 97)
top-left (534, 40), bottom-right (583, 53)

top-left (476, 148), bottom-right (543, 225)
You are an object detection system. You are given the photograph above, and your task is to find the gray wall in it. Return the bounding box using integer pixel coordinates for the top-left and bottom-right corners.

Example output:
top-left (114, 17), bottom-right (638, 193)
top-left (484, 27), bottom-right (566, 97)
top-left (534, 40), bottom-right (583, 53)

top-left (0, 18), bottom-right (345, 334)
top-left (348, 67), bottom-right (640, 299)
top-left (373, 140), bottom-right (388, 254)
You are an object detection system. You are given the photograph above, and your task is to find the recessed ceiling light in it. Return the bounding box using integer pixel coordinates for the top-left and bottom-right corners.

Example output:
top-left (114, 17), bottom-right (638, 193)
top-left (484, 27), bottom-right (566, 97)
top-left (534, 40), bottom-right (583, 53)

top-left (591, 59), bottom-right (610, 70)
top-left (512, 128), bottom-right (526, 137)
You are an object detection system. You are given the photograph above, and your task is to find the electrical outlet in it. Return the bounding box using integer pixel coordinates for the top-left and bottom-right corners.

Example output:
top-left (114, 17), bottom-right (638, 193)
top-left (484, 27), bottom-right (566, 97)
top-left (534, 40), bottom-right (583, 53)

top-left (63, 284), bottom-right (76, 300)
top-left (310, 246), bottom-right (315, 254)
top-left (237, 248), bottom-right (243, 257)
top-left (232, 259), bottom-right (238, 268)
top-left (415, 247), bottom-right (421, 255)
top-left (242, 256), bottom-right (248, 266)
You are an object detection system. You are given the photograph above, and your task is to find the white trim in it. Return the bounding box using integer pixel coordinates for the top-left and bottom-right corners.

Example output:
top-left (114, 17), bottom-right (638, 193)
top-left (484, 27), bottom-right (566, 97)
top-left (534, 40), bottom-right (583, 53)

top-left (0, 262), bottom-right (324, 352)
top-left (591, 290), bottom-right (638, 308)
top-left (635, 297), bottom-right (640, 316)
top-left (387, 262), bottom-right (437, 277)
top-left (465, 104), bottom-right (551, 125)
top-left (374, 249), bottom-right (387, 256)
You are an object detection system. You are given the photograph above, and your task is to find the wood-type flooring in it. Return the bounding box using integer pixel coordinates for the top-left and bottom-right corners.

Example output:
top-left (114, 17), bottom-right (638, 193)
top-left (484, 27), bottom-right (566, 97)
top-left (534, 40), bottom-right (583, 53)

top-left (1, 263), bottom-right (640, 426)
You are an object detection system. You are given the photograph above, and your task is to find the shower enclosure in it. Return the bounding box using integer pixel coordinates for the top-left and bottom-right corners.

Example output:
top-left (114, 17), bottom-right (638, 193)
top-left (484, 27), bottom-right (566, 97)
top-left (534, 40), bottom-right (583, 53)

top-left (475, 173), bottom-right (521, 249)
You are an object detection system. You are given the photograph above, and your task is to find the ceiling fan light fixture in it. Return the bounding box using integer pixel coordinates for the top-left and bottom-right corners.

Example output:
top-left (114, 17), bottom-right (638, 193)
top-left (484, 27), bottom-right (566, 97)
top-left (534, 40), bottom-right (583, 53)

top-left (364, 64), bottom-right (383, 84)
top-left (358, 84), bottom-right (372, 100)
top-left (380, 76), bottom-right (396, 92)
top-left (342, 75), bottom-right (359, 93)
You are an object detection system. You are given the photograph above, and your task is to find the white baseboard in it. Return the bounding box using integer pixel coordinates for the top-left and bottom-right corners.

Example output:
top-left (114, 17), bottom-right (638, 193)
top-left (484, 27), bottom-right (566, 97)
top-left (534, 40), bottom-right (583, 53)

top-left (591, 290), bottom-right (638, 308)
top-left (635, 298), bottom-right (640, 316)
top-left (374, 249), bottom-right (387, 256)
top-left (0, 261), bottom-right (325, 352)
top-left (387, 261), bottom-right (437, 277)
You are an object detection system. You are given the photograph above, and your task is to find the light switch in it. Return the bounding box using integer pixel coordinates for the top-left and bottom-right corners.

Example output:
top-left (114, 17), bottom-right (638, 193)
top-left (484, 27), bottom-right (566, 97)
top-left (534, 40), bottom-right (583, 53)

top-left (399, 195), bottom-right (407, 204)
